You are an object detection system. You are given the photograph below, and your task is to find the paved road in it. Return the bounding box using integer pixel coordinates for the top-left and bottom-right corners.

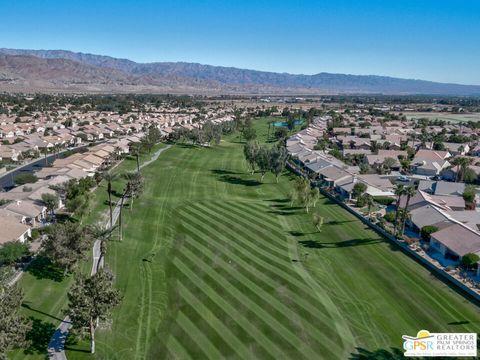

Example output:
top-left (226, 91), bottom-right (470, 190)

top-left (0, 144), bottom-right (91, 190)
top-left (47, 144), bottom-right (171, 360)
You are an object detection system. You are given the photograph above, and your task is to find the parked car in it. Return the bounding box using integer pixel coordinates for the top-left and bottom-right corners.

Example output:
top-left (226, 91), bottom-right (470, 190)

top-left (397, 175), bottom-right (410, 182)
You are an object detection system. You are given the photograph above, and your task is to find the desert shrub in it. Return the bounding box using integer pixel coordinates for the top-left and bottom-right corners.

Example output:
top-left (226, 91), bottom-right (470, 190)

top-left (384, 211), bottom-right (396, 223)
top-left (421, 225), bottom-right (439, 241)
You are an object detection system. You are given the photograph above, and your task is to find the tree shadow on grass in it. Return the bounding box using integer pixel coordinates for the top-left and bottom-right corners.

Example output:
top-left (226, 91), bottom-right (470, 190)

top-left (266, 198), bottom-right (290, 203)
top-left (448, 320), bottom-right (470, 325)
top-left (21, 304), bottom-right (65, 322)
top-left (110, 189), bottom-right (124, 198)
top-left (172, 143), bottom-right (199, 149)
top-left (26, 257), bottom-right (65, 282)
top-left (64, 334), bottom-right (91, 354)
top-left (23, 317), bottom-right (57, 356)
top-left (271, 204), bottom-right (303, 210)
top-left (299, 237), bottom-right (383, 249)
top-left (218, 175), bottom-right (262, 187)
top-left (210, 169), bottom-right (238, 176)
top-left (327, 219), bottom-right (356, 226)
top-left (268, 209), bottom-right (298, 216)
top-left (349, 347), bottom-right (407, 359)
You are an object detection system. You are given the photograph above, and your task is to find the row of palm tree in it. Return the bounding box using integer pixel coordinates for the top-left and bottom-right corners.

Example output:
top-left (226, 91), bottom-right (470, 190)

top-left (450, 157), bottom-right (473, 182)
top-left (393, 184), bottom-right (416, 238)
top-left (99, 154), bottom-right (146, 270)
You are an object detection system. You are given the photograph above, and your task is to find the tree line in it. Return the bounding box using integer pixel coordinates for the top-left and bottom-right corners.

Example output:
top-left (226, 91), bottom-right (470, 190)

top-left (243, 141), bottom-right (288, 182)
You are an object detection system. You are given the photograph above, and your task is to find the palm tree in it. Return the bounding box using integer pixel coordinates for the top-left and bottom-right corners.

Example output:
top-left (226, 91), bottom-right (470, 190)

top-left (365, 194), bottom-right (375, 220)
top-left (449, 157), bottom-right (471, 182)
top-left (382, 157), bottom-right (397, 174)
top-left (124, 171), bottom-right (144, 211)
top-left (400, 186), bottom-right (416, 237)
top-left (393, 184), bottom-right (406, 235)
top-left (89, 225), bottom-right (117, 273)
top-left (459, 157), bottom-right (472, 182)
top-left (103, 171), bottom-right (119, 227)
top-left (129, 142), bottom-right (143, 173)
top-left (117, 185), bottom-right (128, 241)
top-left (449, 157), bottom-right (462, 182)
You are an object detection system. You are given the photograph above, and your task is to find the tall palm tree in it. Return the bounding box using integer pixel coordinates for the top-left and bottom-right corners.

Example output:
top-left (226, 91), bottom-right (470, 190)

top-left (393, 184), bottom-right (406, 234)
top-left (89, 225), bottom-right (117, 273)
top-left (400, 186), bottom-right (416, 237)
top-left (103, 171), bottom-right (119, 227)
top-left (459, 157), bottom-right (472, 182)
top-left (365, 194), bottom-right (375, 220)
top-left (124, 171), bottom-right (144, 211)
top-left (449, 157), bottom-right (462, 182)
top-left (129, 142), bottom-right (144, 173)
top-left (117, 185), bottom-right (129, 241)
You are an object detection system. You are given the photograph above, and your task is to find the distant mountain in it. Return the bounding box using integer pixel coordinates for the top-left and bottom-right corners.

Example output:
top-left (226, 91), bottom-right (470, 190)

top-left (1, 48), bottom-right (480, 95)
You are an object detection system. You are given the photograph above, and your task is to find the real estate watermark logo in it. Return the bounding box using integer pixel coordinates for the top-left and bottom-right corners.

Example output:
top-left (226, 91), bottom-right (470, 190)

top-left (402, 330), bottom-right (477, 357)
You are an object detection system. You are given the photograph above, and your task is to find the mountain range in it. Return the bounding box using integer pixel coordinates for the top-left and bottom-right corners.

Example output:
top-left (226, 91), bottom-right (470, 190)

top-left (0, 48), bottom-right (479, 96)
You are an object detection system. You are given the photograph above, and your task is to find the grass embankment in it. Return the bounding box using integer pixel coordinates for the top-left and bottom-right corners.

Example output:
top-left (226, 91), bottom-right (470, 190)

top-left (62, 119), bottom-right (479, 359)
top-left (8, 144), bottom-right (165, 360)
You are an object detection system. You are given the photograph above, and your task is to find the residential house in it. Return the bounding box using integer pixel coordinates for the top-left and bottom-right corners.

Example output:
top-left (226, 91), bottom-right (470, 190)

top-left (0, 218), bottom-right (31, 245)
top-left (443, 142), bottom-right (470, 156)
top-left (430, 224), bottom-right (480, 262)
top-left (412, 150), bottom-right (451, 177)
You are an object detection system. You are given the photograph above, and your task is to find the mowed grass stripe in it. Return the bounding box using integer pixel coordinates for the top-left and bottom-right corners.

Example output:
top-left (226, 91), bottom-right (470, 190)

top-left (175, 311), bottom-right (224, 359)
top-left (217, 199), bottom-right (294, 240)
top-left (183, 204), bottom-right (343, 320)
top-left (183, 204), bottom-right (337, 309)
top-left (179, 226), bottom-right (343, 357)
top-left (217, 199), bottom-right (296, 243)
top-left (205, 201), bottom-right (291, 253)
top-left (178, 223), bottom-right (342, 358)
top-left (185, 203), bottom-right (299, 273)
top-left (190, 202), bottom-right (289, 259)
top-left (177, 245), bottom-right (332, 359)
top-left (165, 335), bottom-right (193, 360)
top-left (177, 281), bottom-right (257, 359)
top-left (173, 257), bottom-right (283, 359)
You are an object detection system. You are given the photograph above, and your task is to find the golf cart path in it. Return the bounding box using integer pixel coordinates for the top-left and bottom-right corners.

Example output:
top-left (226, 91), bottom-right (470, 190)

top-left (47, 144), bottom-right (171, 359)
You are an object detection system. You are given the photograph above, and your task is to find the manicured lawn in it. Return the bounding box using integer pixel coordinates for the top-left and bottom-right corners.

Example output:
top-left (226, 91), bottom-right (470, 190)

top-left (63, 119), bottom-right (479, 359)
top-left (7, 144), bottom-right (165, 360)
top-left (405, 112), bottom-right (480, 123)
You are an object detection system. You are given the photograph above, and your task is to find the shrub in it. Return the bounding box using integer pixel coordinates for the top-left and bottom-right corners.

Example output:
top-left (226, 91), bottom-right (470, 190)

top-left (373, 196), bottom-right (394, 206)
top-left (463, 187), bottom-right (476, 203)
top-left (0, 241), bottom-right (29, 264)
top-left (14, 172), bottom-right (38, 185)
top-left (384, 211), bottom-right (396, 223)
top-left (421, 225), bottom-right (439, 241)
top-left (352, 182), bottom-right (367, 198)
top-left (356, 195), bottom-right (367, 207)
top-left (461, 253), bottom-right (480, 269)
top-left (30, 229), bottom-right (41, 240)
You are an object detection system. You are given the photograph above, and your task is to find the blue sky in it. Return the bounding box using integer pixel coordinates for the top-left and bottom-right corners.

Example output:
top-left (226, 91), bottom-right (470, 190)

top-left (1, 0), bottom-right (479, 84)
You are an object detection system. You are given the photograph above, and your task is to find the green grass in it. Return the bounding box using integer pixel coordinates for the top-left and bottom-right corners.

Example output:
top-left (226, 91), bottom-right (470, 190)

top-left (61, 119), bottom-right (479, 360)
top-left (405, 112), bottom-right (480, 123)
top-left (7, 144), bottom-right (165, 360)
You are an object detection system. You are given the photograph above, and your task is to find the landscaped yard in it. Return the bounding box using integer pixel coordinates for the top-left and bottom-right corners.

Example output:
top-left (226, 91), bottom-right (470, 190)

top-left (52, 119), bottom-right (480, 359)
top-left (7, 144), bottom-right (165, 360)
